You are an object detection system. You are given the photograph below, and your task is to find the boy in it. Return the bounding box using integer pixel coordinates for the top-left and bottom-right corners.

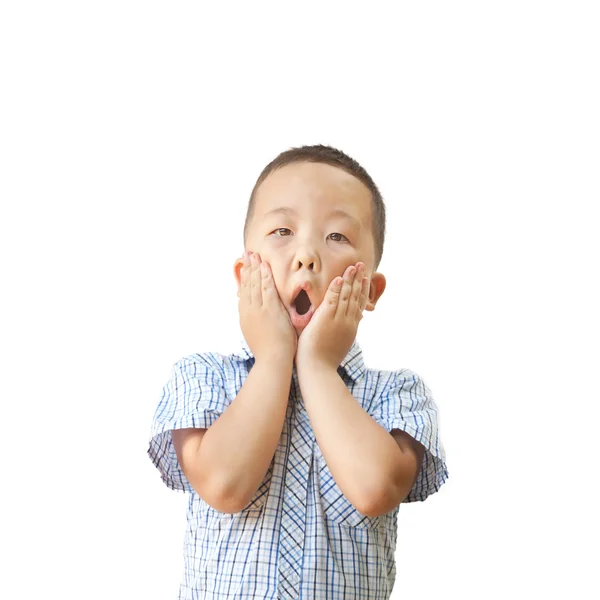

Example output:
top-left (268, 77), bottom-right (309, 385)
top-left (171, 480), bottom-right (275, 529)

top-left (148, 145), bottom-right (448, 599)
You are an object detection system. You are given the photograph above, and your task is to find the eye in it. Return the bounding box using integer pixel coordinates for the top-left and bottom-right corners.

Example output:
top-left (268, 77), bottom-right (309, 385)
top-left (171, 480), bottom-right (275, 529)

top-left (271, 228), bottom-right (292, 237)
top-left (329, 233), bottom-right (349, 242)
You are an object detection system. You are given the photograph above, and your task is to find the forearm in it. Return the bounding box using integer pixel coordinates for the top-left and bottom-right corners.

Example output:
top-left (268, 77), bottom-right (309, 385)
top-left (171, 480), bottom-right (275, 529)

top-left (297, 358), bottom-right (402, 513)
top-left (199, 356), bottom-right (292, 512)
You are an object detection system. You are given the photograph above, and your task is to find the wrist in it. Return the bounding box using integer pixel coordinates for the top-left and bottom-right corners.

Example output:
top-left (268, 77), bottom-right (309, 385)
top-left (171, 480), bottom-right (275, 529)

top-left (254, 353), bottom-right (294, 371)
top-left (295, 352), bottom-right (338, 374)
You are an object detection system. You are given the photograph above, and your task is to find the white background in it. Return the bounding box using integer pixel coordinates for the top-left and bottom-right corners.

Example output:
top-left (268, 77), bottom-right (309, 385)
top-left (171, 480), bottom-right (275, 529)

top-left (1, 1), bottom-right (598, 598)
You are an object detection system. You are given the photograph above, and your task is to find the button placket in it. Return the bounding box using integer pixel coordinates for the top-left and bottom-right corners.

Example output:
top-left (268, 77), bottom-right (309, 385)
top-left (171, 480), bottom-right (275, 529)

top-left (277, 373), bottom-right (312, 598)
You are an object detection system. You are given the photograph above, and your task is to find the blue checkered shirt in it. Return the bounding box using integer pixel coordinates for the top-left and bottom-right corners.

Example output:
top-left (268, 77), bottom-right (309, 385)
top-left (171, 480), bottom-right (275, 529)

top-left (148, 339), bottom-right (448, 599)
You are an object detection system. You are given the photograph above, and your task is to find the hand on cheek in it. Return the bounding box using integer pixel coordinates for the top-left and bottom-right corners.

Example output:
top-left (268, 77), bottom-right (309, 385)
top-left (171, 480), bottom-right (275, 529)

top-left (295, 262), bottom-right (369, 369)
top-left (238, 251), bottom-right (297, 363)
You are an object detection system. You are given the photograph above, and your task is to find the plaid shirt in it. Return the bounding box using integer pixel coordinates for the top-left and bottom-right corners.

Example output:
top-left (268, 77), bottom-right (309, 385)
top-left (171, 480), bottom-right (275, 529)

top-left (148, 339), bottom-right (448, 599)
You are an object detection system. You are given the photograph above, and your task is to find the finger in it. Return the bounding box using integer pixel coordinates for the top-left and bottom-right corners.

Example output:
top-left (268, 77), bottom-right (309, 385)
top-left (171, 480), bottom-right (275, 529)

top-left (261, 260), bottom-right (288, 312)
top-left (324, 275), bottom-right (344, 316)
top-left (249, 252), bottom-right (263, 306)
top-left (260, 260), bottom-right (277, 302)
top-left (240, 251), bottom-right (252, 305)
top-left (356, 275), bottom-right (369, 321)
top-left (348, 263), bottom-right (365, 317)
top-left (336, 264), bottom-right (356, 319)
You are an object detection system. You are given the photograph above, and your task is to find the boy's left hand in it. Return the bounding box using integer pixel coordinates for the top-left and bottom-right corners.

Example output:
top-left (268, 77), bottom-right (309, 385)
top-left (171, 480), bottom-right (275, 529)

top-left (296, 262), bottom-right (369, 370)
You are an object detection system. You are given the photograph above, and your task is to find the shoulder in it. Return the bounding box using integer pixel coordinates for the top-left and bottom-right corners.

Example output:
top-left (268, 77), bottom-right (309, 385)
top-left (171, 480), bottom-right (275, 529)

top-left (173, 349), bottom-right (241, 379)
top-left (364, 366), bottom-right (438, 425)
top-left (167, 349), bottom-right (253, 402)
top-left (364, 365), bottom-right (426, 395)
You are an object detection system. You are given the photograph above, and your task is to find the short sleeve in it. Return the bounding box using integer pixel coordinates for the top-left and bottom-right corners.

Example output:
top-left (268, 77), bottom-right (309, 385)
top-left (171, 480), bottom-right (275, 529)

top-left (147, 354), bottom-right (230, 492)
top-left (371, 369), bottom-right (448, 502)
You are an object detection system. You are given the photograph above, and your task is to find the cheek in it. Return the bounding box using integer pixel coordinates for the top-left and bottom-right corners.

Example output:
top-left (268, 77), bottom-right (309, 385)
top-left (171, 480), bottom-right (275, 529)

top-left (332, 255), bottom-right (358, 274)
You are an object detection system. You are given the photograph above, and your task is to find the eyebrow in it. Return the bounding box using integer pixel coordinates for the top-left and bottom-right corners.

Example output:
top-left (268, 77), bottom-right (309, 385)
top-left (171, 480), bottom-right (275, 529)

top-left (263, 207), bottom-right (361, 228)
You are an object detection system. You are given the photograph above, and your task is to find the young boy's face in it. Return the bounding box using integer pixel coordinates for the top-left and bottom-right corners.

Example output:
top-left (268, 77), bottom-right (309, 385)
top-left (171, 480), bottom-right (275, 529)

top-left (234, 161), bottom-right (386, 335)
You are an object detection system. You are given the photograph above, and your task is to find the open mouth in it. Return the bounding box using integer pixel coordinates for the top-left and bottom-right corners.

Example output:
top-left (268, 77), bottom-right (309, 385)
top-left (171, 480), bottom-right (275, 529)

top-left (289, 284), bottom-right (316, 329)
top-left (293, 289), bottom-right (312, 316)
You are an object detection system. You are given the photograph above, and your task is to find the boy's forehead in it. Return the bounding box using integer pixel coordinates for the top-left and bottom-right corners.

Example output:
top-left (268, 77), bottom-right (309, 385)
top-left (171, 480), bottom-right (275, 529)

top-left (253, 161), bottom-right (373, 226)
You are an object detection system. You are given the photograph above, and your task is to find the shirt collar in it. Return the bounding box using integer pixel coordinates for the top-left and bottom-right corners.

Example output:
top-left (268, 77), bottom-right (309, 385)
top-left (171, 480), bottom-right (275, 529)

top-left (231, 338), bottom-right (366, 383)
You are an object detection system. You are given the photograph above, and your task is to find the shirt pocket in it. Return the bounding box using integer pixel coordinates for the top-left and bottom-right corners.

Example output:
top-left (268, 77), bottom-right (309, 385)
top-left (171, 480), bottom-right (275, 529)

top-left (316, 452), bottom-right (382, 530)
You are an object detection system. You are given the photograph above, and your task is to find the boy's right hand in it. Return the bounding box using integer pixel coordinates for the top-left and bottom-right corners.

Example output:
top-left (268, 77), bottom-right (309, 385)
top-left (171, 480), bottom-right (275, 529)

top-left (238, 251), bottom-right (297, 364)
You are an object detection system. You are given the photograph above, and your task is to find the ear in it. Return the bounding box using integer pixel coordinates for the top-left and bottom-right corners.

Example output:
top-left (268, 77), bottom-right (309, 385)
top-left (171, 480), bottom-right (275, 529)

top-left (233, 255), bottom-right (245, 297)
top-left (365, 271), bottom-right (386, 311)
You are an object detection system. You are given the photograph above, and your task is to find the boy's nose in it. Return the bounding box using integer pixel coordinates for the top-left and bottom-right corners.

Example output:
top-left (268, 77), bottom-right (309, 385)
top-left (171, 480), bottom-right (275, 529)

top-left (293, 243), bottom-right (321, 272)
top-left (294, 252), bottom-right (320, 272)
top-left (297, 260), bottom-right (315, 271)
